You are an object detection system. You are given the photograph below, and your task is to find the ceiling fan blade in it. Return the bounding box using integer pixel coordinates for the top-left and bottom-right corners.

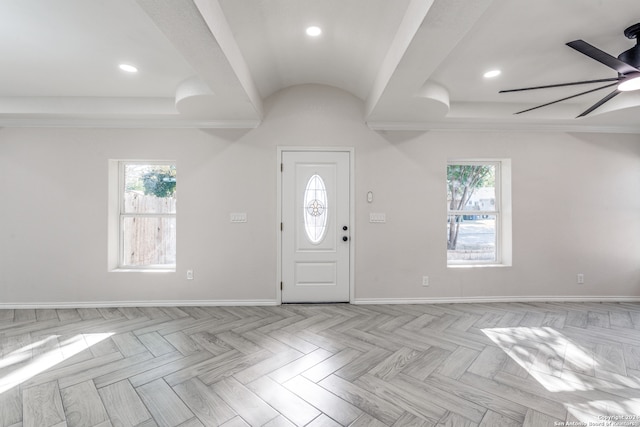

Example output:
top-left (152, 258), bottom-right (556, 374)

top-left (500, 77), bottom-right (622, 93)
top-left (567, 40), bottom-right (639, 75)
top-left (514, 82), bottom-right (618, 115)
top-left (576, 89), bottom-right (621, 117)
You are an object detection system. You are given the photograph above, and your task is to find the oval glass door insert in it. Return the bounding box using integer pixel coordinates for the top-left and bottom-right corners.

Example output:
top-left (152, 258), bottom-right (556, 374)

top-left (304, 174), bottom-right (328, 244)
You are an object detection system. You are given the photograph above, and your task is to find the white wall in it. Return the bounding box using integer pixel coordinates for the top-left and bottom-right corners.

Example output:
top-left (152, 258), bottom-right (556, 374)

top-left (1, 84), bottom-right (640, 306)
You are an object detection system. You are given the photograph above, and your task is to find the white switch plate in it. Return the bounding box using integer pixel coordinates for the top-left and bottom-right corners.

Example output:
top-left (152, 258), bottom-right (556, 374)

top-left (370, 213), bottom-right (386, 223)
top-left (230, 213), bottom-right (247, 223)
top-left (186, 270), bottom-right (194, 280)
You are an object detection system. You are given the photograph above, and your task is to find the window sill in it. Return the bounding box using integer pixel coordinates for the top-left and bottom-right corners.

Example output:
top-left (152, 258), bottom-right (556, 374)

top-left (110, 268), bottom-right (176, 273)
top-left (447, 264), bottom-right (510, 269)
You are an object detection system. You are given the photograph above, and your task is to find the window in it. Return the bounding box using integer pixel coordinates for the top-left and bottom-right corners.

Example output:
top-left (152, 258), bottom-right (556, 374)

top-left (447, 160), bottom-right (511, 266)
top-left (117, 162), bottom-right (176, 269)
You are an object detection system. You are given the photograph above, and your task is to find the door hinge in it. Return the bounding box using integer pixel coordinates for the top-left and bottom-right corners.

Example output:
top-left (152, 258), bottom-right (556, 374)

top-left (280, 222), bottom-right (283, 231)
top-left (280, 281), bottom-right (283, 290)
top-left (281, 163), bottom-right (283, 172)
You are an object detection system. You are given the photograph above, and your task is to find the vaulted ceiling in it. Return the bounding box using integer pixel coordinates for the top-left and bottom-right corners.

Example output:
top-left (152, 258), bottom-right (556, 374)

top-left (1, 0), bottom-right (639, 132)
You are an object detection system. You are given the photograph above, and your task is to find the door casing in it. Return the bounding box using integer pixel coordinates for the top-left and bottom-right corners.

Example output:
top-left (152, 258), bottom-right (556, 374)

top-left (276, 147), bottom-right (355, 304)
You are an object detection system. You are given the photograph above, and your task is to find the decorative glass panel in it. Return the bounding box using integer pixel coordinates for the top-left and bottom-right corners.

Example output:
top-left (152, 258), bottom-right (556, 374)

top-left (303, 174), bottom-right (328, 244)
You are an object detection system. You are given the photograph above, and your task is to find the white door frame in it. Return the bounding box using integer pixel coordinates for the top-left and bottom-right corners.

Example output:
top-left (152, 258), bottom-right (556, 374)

top-left (276, 146), bottom-right (355, 304)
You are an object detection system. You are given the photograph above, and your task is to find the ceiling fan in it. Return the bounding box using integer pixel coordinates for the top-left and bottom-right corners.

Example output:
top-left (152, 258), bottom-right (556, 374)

top-left (500, 23), bottom-right (640, 118)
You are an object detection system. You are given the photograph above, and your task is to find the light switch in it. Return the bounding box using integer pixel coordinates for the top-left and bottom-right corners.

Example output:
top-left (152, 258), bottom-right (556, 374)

top-left (230, 213), bottom-right (247, 223)
top-left (370, 213), bottom-right (386, 223)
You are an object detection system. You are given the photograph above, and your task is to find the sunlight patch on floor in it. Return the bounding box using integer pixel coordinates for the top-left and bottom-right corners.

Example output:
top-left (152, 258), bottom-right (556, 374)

top-left (482, 326), bottom-right (640, 423)
top-left (0, 333), bottom-right (113, 394)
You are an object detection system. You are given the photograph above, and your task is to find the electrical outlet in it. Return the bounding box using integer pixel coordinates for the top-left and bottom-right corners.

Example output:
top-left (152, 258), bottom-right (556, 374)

top-left (422, 276), bottom-right (429, 287)
top-left (577, 273), bottom-right (584, 284)
top-left (187, 270), bottom-right (194, 280)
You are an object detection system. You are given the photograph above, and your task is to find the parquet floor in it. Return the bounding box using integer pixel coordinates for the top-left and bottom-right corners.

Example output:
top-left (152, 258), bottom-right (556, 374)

top-left (1, 302), bottom-right (640, 427)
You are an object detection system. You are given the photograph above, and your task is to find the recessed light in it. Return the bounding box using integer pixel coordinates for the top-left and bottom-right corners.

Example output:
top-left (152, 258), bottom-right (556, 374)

top-left (306, 26), bottom-right (322, 37)
top-left (618, 74), bottom-right (640, 91)
top-left (119, 64), bottom-right (138, 73)
top-left (483, 69), bottom-right (501, 78)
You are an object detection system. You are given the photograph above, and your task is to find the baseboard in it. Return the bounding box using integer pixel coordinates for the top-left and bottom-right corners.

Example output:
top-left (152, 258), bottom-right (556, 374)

top-left (354, 296), bottom-right (640, 305)
top-left (0, 299), bottom-right (279, 309)
top-left (2, 296), bottom-right (639, 309)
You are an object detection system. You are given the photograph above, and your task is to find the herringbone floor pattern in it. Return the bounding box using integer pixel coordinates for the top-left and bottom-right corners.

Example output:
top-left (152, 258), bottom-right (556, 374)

top-left (1, 302), bottom-right (640, 426)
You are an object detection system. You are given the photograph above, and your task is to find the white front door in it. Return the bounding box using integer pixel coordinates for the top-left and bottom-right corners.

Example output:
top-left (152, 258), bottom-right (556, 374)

top-left (281, 150), bottom-right (351, 303)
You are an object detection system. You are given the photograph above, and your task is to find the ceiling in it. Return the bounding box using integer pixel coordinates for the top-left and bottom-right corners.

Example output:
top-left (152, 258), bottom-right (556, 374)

top-left (1, 0), bottom-right (640, 132)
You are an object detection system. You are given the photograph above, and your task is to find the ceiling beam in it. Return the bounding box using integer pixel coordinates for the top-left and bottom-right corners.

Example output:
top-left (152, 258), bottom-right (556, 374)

top-left (366, 0), bottom-right (494, 123)
top-left (136, 0), bottom-right (263, 122)
top-left (192, 0), bottom-right (263, 117)
top-left (365, 0), bottom-right (436, 118)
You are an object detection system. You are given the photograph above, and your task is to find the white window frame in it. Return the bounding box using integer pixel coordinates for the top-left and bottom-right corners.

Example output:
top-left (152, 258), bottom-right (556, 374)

top-left (109, 160), bottom-right (176, 271)
top-left (447, 159), bottom-right (512, 267)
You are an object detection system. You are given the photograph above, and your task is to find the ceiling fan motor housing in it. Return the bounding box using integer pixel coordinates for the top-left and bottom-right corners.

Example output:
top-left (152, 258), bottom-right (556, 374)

top-left (620, 23), bottom-right (640, 68)
top-left (619, 46), bottom-right (640, 69)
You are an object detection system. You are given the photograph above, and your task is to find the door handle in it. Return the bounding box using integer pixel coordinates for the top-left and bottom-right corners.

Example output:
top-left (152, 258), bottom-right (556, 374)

top-left (342, 236), bottom-right (349, 242)
top-left (343, 226), bottom-right (348, 231)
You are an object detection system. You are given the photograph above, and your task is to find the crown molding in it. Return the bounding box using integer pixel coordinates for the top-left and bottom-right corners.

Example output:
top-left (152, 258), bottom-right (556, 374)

top-left (366, 120), bottom-right (640, 134)
top-left (0, 117), bottom-right (260, 129)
